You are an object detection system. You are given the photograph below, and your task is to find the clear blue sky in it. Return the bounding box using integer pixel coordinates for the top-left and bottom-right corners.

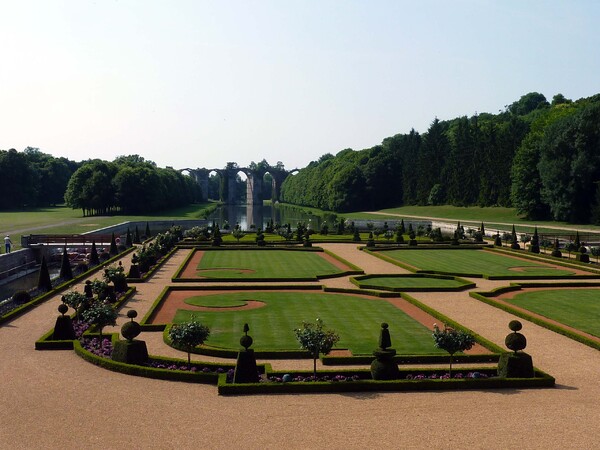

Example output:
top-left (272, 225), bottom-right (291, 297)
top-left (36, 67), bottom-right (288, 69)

top-left (1, 0), bottom-right (599, 171)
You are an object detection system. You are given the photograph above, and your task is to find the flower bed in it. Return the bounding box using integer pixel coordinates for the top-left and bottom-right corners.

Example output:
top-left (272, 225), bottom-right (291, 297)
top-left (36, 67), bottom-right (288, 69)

top-left (217, 367), bottom-right (555, 395)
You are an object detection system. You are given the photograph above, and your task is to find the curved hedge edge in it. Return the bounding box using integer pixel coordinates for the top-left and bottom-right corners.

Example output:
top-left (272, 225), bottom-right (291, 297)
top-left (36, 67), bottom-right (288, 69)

top-left (349, 273), bottom-right (476, 293)
top-left (400, 292), bottom-right (505, 354)
top-left (73, 340), bottom-right (222, 384)
top-left (217, 368), bottom-right (555, 396)
top-left (127, 246), bottom-right (178, 283)
top-left (321, 286), bottom-right (399, 298)
top-left (469, 291), bottom-right (600, 351)
top-left (317, 269), bottom-right (364, 280)
top-left (322, 353), bottom-right (500, 366)
top-left (485, 246), bottom-right (600, 275)
top-left (0, 247), bottom-right (136, 326)
top-left (162, 324), bottom-right (312, 359)
top-left (322, 248), bottom-right (362, 272)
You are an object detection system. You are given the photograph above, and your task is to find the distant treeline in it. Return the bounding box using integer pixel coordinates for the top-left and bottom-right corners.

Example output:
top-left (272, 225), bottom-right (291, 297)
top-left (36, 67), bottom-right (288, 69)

top-left (281, 92), bottom-right (600, 223)
top-left (0, 147), bottom-right (78, 209)
top-left (64, 155), bottom-right (201, 216)
top-left (0, 150), bottom-right (201, 216)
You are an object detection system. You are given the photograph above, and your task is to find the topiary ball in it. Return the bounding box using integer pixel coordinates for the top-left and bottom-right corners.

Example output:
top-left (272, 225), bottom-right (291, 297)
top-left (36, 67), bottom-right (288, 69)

top-left (282, 374), bottom-right (292, 383)
top-left (127, 310), bottom-right (138, 320)
top-left (240, 334), bottom-right (253, 350)
top-left (505, 332), bottom-right (527, 353)
top-left (508, 320), bottom-right (523, 332)
top-left (58, 303), bottom-right (69, 315)
top-left (121, 321), bottom-right (141, 341)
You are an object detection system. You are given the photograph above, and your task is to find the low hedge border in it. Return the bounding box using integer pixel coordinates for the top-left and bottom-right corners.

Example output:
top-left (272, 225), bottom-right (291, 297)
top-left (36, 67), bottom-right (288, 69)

top-left (322, 353), bottom-right (500, 365)
top-left (0, 246), bottom-right (135, 326)
top-left (367, 244), bottom-right (492, 251)
top-left (73, 337), bottom-right (252, 384)
top-left (470, 285), bottom-right (600, 351)
top-left (350, 274), bottom-right (476, 292)
top-left (217, 367), bottom-right (555, 395)
top-left (35, 287), bottom-right (137, 350)
top-left (126, 246), bottom-right (178, 283)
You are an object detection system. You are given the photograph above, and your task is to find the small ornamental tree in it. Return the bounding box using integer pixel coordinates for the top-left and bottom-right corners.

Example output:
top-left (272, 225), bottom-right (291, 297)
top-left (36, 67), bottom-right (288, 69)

top-left (145, 222), bottom-right (151, 239)
top-left (90, 241), bottom-right (100, 265)
top-left (109, 232), bottom-right (118, 255)
top-left (134, 226), bottom-right (141, 244)
top-left (529, 227), bottom-right (540, 254)
top-left (126, 228), bottom-right (133, 247)
top-left (62, 291), bottom-right (90, 321)
top-left (168, 318), bottom-right (210, 367)
top-left (399, 219), bottom-right (406, 234)
top-left (510, 225), bottom-right (520, 250)
top-left (59, 245), bottom-right (73, 280)
top-left (232, 226), bottom-right (245, 243)
top-left (37, 256), bottom-right (52, 292)
top-left (82, 303), bottom-right (118, 345)
top-left (294, 318), bottom-right (340, 379)
top-left (432, 324), bottom-right (475, 376)
top-left (551, 238), bottom-right (562, 257)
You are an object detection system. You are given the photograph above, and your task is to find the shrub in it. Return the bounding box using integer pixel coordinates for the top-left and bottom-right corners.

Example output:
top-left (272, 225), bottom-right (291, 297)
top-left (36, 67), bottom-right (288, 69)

top-left (12, 290), bottom-right (31, 305)
top-left (37, 256), bottom-right (52, 292)
top-left (59, 246), bottom-right (73, 280)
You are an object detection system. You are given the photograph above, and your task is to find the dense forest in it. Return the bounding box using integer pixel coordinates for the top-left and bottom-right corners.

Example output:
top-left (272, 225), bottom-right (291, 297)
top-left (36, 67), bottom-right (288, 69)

top-left (281, 92), bottom-right (600, 223)
top-left (0, 147), bottom-right (78, 209)
top-left (64, 155), bottom-right (201, 216)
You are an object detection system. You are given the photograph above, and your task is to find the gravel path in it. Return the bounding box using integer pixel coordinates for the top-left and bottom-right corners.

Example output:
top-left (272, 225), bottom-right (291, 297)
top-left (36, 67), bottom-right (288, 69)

top-left (1, 245), bottom-right (599, 449)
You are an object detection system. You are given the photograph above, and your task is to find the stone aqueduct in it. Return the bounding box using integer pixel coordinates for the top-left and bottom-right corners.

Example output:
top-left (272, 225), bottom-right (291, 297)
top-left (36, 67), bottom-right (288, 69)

top-left (181, 165), bottom-right (297, 205)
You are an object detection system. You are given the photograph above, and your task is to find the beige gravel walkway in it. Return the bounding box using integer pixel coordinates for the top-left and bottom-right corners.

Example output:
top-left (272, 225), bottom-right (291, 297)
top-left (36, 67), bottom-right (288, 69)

top-left (1, 245), bottom-right (600, 449)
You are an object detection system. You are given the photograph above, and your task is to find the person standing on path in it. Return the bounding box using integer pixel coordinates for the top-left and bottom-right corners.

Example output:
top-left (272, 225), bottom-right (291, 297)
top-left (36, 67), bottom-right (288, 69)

top-left (4, 235), bottom-right (12, 253)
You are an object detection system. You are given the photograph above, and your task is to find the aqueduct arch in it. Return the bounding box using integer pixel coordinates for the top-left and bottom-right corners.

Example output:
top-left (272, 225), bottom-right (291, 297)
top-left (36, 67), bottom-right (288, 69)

top-left (181, 163), bottom-right (296, 205)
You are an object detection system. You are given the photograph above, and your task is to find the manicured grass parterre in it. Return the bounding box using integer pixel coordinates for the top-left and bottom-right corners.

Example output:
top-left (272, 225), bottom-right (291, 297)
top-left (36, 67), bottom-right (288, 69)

top-left (188, 249), bottom-right (352, 280)
top-left (505, 288), bottom-right (600, 338)
top-left (377, 249), bottom-right (579, 278)
top-left (170, 291), bottom-right (448, 356)
top-left (352, 274), bottom-right (475, 292)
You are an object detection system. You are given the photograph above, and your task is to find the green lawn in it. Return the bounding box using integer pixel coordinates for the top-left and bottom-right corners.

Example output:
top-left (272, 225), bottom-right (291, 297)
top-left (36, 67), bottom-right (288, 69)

top-left (0, 204), bottom-right (218, 249)
top-left (172, 291), bottom-right (446, 355)
top-left (380, 249), bottom-right (577, 277)
top-left (355, 275), bottom-right (469, 290)
top-left (505, 289), bottom-right (600, 338)
top-left (195, 250), bottom-right (346, 279)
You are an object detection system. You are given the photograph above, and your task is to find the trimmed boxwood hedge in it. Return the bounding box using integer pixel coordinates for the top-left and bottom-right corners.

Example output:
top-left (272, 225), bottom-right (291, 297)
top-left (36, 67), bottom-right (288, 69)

top-left (350, 274), bottom-right (476, 292)
top-left (217, 367), bottom-right (555, 395)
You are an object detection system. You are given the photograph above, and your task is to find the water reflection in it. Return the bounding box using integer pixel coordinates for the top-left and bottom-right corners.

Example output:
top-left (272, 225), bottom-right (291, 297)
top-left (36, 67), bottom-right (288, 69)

top-left (206, 204), bottom-right (324, 231)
